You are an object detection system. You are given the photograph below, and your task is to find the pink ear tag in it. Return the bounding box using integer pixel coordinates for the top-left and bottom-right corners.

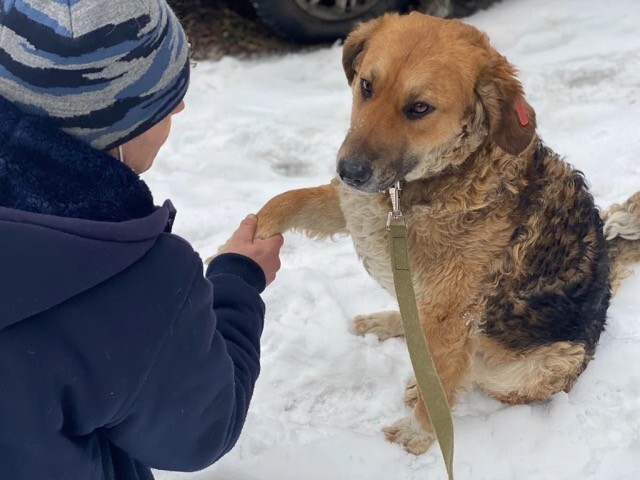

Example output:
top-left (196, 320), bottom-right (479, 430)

top-left (515, 98), bottom-right (529, 126)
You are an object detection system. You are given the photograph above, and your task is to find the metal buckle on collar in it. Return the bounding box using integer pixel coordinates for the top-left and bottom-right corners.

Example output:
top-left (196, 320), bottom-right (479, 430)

top-left (387, 180), bottom-right (406, 228)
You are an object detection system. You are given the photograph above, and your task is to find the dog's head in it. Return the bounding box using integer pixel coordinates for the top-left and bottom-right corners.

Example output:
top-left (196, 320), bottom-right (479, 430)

top-left (337, 13), bottom-right (536, 193)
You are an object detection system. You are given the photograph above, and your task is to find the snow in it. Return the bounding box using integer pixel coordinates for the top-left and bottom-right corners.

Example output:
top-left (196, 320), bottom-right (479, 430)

top-left (150, 0), bottom-right (640, 478)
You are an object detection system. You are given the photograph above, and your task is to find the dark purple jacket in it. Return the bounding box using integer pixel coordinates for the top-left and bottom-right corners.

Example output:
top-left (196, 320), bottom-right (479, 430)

top-left (0, 96), bottom-right (266, 479)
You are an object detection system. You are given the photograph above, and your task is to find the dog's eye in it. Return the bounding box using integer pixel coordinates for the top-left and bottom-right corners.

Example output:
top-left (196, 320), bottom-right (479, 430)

top-left (361, 78), bottom-right (372, 99)
top-left (407, 102), bottom-right (435, 119)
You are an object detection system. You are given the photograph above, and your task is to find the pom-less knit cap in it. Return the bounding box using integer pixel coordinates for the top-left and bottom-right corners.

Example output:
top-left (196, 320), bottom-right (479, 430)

top-left (0, 0), bottom-right (190, 151)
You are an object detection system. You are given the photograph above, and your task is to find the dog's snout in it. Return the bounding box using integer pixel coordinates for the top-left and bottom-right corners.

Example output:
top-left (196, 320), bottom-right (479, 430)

top-left (337, 157), bottom-right (373, 187)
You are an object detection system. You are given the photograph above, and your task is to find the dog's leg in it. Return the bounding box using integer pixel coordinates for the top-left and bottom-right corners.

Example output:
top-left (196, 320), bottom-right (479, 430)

top-left (404, 376), bottom-right (418, 407)
top-left (255, 183), bottom-right (347, 240)
top-left (383, 307), bottom-right (472, 455)
top-left (208, 183), bottom-right (347, 263)
top-left (353, 310), bottom-right (404, 340)
top-left (471, 336), bottom-right (588, 404)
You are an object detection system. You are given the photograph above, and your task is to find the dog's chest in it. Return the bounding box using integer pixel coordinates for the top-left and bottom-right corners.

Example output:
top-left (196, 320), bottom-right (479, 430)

top-left (338, 189), bottom-right (396, 295)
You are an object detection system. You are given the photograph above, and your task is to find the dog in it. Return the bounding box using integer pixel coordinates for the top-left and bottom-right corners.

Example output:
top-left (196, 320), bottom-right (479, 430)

top-left (246, 13), bottom-right (640, 454)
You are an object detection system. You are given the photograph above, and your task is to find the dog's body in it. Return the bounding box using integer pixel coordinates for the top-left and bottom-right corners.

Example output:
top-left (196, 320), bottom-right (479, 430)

top-left (250, 13), bottom-right (640, 454)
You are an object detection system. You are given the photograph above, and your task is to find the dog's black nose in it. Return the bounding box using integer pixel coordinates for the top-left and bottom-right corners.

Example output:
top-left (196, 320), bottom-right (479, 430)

top-left (337, 157), bottom-right (372, 187)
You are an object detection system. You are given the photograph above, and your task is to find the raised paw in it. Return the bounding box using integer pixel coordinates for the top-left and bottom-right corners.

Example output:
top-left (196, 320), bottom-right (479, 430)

top-left (352, 311), bottom-right (404, 341)
top-left (382, 413), bottom-right (435, 455)
top-left (404, 376), bottom-right (418, 408)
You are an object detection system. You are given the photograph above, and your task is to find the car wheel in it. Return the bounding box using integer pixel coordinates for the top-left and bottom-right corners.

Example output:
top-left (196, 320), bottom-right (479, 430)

top-left (253, 0), bottom-right (412, 43)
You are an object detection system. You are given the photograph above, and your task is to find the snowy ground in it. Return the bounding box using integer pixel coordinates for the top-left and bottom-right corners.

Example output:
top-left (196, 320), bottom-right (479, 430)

top-left (149, 0), bottom-right (640, 478)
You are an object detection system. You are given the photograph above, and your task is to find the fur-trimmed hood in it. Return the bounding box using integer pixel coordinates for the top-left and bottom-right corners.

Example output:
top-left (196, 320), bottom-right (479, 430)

top-left (0, 95), bottom-right (175, 329)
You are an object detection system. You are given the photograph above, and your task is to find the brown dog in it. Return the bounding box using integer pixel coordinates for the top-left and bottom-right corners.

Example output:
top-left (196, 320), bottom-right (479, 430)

top-left (251, 13), bottom-right (640, 454)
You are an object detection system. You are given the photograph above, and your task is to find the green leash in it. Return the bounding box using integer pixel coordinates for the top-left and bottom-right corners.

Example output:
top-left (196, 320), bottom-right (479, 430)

top-left (387, 182), bottom-right (455, 480)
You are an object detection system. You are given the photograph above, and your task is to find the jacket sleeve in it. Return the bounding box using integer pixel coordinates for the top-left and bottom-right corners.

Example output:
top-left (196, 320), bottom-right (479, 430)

top-left (106, 253), bottom-right (266, 472)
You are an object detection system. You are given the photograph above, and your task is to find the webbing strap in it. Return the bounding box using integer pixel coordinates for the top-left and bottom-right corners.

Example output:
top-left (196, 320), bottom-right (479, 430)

top-left (389, 223), bottom-right (454, 480)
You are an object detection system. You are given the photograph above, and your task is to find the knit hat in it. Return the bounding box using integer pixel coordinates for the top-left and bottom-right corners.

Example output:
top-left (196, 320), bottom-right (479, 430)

top-left (0, 0), bottom-right (190, 151)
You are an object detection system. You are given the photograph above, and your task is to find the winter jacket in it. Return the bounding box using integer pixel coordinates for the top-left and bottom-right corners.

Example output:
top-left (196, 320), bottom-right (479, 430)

top-left (0, 95), bottom-right (266, 479)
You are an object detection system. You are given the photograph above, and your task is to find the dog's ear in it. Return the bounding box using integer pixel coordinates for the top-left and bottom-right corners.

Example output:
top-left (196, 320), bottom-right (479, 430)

top-left (475, 53), bottom-right (536, 155)
top-left (342, 16), bottom-right (386, 85)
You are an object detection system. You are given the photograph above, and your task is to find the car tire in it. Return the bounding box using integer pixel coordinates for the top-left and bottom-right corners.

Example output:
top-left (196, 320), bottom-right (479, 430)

top-left (253, 0), bottom-right (412, 43)
top-left (221, 0), bottom-right (257, 19)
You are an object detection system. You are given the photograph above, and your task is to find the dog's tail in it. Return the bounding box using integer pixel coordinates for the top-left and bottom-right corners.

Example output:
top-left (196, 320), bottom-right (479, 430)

top-left (602, 191), bottom-right (640, 294)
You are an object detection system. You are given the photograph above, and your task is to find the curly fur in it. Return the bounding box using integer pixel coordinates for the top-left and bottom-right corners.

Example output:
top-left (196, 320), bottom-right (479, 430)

top-left (251, 13), bottom-right (640, 455)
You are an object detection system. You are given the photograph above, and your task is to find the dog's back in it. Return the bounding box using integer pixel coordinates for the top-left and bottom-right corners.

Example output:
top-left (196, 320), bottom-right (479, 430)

top-left (482, 141), bottom-right (609, 356)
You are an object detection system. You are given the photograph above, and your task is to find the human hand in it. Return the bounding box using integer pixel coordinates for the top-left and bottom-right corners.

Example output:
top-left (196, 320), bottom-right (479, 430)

top-left (220, 214), bottom-right (284, 286)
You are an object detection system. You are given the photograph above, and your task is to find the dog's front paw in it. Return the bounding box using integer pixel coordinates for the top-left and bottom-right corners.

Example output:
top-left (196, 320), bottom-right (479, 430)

top-left (254, 226), bottom-right (275, 240)
top-left (404, 376), bottom-right (418, 408)
top-left (382, 413), bottom-right (435, 455)
top-left (255, 216), bottom-right (285, 240)
top-left (353, 311), bottom-right (404, 341)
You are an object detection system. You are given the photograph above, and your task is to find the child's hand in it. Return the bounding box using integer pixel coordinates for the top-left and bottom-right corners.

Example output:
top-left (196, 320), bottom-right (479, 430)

top-left (221, 214), bottom-right (284, 286)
